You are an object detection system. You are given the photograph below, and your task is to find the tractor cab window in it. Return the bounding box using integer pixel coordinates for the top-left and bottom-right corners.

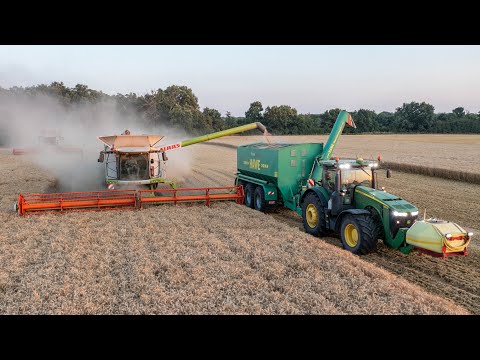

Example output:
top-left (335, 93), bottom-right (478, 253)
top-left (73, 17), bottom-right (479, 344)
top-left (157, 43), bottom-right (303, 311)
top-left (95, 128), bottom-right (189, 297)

top-left (323, 169), bottom-right (337, 192)
top-left (341, 168), bottom-right (371, 188)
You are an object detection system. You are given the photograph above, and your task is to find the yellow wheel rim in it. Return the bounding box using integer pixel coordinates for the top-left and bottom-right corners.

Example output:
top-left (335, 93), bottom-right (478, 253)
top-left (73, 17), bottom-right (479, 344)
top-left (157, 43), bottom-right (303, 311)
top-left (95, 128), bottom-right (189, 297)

top-left (344, 224), bottom-right (359, 248)
top-left (306, 204), bottom-right (319, 228)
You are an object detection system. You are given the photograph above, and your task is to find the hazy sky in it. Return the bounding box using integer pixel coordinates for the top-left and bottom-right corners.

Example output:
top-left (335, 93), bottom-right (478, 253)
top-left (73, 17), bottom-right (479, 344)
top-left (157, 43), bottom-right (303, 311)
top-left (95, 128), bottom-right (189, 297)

top-left (1, 45), bottom-right (479, 116)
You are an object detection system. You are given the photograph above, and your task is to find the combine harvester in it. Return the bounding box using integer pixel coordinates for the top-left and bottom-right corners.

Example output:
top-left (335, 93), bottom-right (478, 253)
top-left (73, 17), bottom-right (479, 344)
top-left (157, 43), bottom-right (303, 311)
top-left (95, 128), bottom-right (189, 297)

top-left (16, 122), bottom-right (267, 214)
top-left (12, 128), bottom-right (83, 157)
top-left (15, 114), bottom-right (472, 258)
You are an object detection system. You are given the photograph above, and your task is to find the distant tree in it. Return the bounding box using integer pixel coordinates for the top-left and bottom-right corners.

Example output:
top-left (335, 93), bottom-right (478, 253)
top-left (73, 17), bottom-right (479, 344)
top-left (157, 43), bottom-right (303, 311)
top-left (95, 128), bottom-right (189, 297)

top-left (376, 112), bottom-right (395, 132)
top-left (394, 102), bottom-right (435, 132)
top-left (452, 107), bottom-right (465, 118)
top-left (319, 108), bottom-right (342, 133)
top-left (245, 101), bottom-right (264, 122)
top-left (263, 105), bottom-right (299, 134)
top-left (348, 109), bottom-right (378, 133)
top-left (224, 111), bottom-right (238, 128)
top-left (203, 107), bottom-right (224, 131)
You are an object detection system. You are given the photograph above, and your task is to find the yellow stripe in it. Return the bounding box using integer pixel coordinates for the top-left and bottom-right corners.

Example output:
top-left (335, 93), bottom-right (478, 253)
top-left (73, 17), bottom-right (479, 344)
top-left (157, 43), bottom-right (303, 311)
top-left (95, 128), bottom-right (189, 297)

top-left (355, 189), bottom-right (389, 207)
top-left (406, 236), bottom-right (439, 245)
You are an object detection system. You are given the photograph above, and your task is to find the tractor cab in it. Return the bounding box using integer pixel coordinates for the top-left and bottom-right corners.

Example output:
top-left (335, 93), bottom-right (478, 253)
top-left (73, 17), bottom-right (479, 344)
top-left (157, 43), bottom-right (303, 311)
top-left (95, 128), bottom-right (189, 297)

top-left (320, 158), bottom-right (379, 202)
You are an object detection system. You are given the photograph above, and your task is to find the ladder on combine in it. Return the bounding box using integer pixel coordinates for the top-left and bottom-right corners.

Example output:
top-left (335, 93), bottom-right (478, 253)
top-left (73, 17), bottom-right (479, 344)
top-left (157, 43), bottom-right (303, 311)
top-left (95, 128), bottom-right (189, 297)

top-left (16, 186), bottom-right (244, 216)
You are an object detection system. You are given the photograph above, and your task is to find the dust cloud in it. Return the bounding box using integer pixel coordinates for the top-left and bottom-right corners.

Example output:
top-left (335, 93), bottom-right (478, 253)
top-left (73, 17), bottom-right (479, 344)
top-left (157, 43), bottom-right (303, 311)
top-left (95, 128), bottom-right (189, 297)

top-left (0, 92), bottom-right (193, 192)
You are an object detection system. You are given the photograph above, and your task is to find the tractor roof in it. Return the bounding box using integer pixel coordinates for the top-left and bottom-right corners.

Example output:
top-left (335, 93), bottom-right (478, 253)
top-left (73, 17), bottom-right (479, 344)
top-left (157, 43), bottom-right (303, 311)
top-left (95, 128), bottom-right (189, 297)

top-left (319, 159), bottom-right (377, 167)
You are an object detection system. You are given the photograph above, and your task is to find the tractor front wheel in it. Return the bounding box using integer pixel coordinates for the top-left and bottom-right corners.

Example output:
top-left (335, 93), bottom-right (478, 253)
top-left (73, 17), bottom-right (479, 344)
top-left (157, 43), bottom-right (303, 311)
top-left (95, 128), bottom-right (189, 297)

top-left (244, 183), bottom-right (256, 208)
top-left (301, 193), bottom-right (326, 236)
top-left (340, 214), bottom-right (378, 255)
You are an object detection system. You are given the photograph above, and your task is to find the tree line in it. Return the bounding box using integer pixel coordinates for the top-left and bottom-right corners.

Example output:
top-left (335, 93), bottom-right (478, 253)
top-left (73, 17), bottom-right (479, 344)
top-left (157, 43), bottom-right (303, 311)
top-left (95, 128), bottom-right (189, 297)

top-left (1, 82), bottom-right (479, 136)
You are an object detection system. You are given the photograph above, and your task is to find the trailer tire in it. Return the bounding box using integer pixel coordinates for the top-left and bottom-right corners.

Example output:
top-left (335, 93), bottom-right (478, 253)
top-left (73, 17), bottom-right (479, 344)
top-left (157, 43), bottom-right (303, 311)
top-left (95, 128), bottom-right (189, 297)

top-left (340, 214), bottom-right (378, 255)
top-left (244, 183), bottom-right (256, 208)
top-left (302, 193), bottom-right (326, 236)
top-left (254, 186), bottom-right (267, 212)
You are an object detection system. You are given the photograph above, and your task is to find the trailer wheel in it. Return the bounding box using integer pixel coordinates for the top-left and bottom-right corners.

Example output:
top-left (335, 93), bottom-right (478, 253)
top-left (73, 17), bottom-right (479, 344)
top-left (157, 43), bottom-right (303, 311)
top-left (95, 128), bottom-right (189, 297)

top-left (340, 214), bottom-right (378, 255)
top-left (254, 186), bottom-right (266, 212)
top-left (301, 193), bottom-right (326, 236)
top-left (244, 183), bottom-right (256, 208)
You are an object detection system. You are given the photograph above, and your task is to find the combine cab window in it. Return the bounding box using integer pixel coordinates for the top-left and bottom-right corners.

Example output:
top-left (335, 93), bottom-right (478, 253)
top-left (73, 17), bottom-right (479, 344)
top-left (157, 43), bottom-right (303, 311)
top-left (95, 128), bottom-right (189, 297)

top-left (119, 154), bottom-right (149, 180)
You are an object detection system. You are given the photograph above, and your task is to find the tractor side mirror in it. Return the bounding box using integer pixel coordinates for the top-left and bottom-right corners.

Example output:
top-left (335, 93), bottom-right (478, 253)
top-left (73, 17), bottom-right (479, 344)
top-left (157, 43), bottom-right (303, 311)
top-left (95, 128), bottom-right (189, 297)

top-left (98, 152), bottom-right (104, 163)
top-left (386, 169), bottom-right (392, 178)
top-left (162, 152), bottom-right (168, 161)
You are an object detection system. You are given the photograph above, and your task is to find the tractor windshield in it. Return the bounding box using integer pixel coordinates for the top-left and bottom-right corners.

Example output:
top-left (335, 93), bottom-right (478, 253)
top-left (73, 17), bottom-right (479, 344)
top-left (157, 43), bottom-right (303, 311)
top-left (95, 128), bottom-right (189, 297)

top-left (341, 168), bottom-right (371, 187)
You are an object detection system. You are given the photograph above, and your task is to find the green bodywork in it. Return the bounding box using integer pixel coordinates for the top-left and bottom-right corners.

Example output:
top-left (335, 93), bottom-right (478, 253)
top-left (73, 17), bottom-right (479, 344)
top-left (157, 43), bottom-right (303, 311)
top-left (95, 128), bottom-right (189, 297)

top-left (236, 110), bottom-right (419, 252)
top-left (237, 142), bottom-right (323, 208)
top-left (353, 186), bottom-right (418, 249)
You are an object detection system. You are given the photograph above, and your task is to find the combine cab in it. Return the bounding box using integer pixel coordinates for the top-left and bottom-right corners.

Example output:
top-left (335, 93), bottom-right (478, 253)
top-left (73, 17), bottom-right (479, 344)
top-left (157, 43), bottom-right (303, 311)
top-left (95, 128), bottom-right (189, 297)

top-left (97, 133), bottom-right (171, 190)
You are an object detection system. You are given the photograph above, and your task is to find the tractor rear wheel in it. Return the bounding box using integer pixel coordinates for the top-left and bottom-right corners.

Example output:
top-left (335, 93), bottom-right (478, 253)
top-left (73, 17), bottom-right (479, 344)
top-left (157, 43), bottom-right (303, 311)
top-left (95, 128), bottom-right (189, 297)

top-left (254, 186), bottom-right (266, 212)
top-left (340, 214), bottom-right (378, 255)
top-left (301, 193), bottom-right (326, 236)
top-left (244, 183), bottom-right (256, 208)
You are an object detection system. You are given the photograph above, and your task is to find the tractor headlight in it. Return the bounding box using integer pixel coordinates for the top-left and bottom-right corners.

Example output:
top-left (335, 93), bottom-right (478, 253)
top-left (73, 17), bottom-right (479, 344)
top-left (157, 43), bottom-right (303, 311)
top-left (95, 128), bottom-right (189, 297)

top-left (368, 163), bottom-right (378, 168)
top-left (393, 211), bottom-right (408, 217)
top-left (339, 164), bottom-right (351, 169)
top-left (467, 232), bottom-right (473, 237)
top-left (445, 233), bottom-right (452, 239)
top-left (411, 211), bottom-right (419, 216)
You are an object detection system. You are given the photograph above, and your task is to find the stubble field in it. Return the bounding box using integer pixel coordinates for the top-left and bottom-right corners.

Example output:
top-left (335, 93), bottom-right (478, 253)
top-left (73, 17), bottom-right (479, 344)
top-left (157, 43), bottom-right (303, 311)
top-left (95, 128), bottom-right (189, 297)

top-left (0, 134), bottom-right (479, 314)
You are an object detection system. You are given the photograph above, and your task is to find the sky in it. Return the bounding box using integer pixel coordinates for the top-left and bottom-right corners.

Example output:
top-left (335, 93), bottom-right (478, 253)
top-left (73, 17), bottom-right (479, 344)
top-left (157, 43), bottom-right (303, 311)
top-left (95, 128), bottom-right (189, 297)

top-left (0, 45), bottom-right (479, 116)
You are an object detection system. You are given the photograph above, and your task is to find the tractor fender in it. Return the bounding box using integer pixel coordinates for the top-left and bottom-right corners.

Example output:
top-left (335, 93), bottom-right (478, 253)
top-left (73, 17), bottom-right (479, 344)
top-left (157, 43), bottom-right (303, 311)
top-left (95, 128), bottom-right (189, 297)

top-left (301, 187), bottom-right (329, 208)
top-left (334, 208), bottom-right (371, 232)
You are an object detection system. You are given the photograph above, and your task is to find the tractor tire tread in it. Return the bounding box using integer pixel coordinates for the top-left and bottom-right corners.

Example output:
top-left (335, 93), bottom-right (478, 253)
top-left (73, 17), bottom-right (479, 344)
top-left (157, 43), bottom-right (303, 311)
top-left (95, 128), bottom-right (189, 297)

top-left (302, 192), bottom-right (327, 237)
top-left (342, 214), bottom-right (378, 255)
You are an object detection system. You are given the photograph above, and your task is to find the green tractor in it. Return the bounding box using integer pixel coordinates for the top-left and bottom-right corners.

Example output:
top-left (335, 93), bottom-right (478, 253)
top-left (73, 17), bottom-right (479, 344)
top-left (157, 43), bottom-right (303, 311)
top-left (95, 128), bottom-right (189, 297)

top-left (300, 156), bottom-right (418, 254)
top-left (235, 111), bottom-right (437, 255)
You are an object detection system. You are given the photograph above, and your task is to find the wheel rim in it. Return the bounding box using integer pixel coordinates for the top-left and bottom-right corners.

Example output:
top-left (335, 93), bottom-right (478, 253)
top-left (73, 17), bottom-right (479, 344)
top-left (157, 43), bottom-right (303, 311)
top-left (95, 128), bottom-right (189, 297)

top-left (344, 224), bottom-right (359, 248)
top-left (306, 204), bottom-right (319, 228)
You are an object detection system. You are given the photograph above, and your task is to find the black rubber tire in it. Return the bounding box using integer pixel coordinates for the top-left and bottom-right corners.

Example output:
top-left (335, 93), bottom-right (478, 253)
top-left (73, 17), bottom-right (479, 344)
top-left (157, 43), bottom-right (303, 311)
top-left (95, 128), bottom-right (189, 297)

top-left (340, 214), bottom-right (378, 255)
top-left (366, 207), bottom-right (385, 241)
top-left (301, 193), bottom-right (327, 236)
top-left (244, 183), bottom-right (256, 208)
top-left (254, 186), bottom-right (266, 212)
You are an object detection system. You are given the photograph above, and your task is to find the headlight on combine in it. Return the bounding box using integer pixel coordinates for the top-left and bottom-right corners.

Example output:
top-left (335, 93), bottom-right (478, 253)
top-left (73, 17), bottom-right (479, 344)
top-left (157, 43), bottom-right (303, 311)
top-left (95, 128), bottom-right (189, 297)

top-left (393, 211), bottom-right (408, 217)
top-left (368, 163), bottom-right (378, 168)
top-left (467, 232), bottom-right (473, 238)
top-left (339, 163), bottom-right (351, 169)
top-left (411, 211), bottom-right (419, 216)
